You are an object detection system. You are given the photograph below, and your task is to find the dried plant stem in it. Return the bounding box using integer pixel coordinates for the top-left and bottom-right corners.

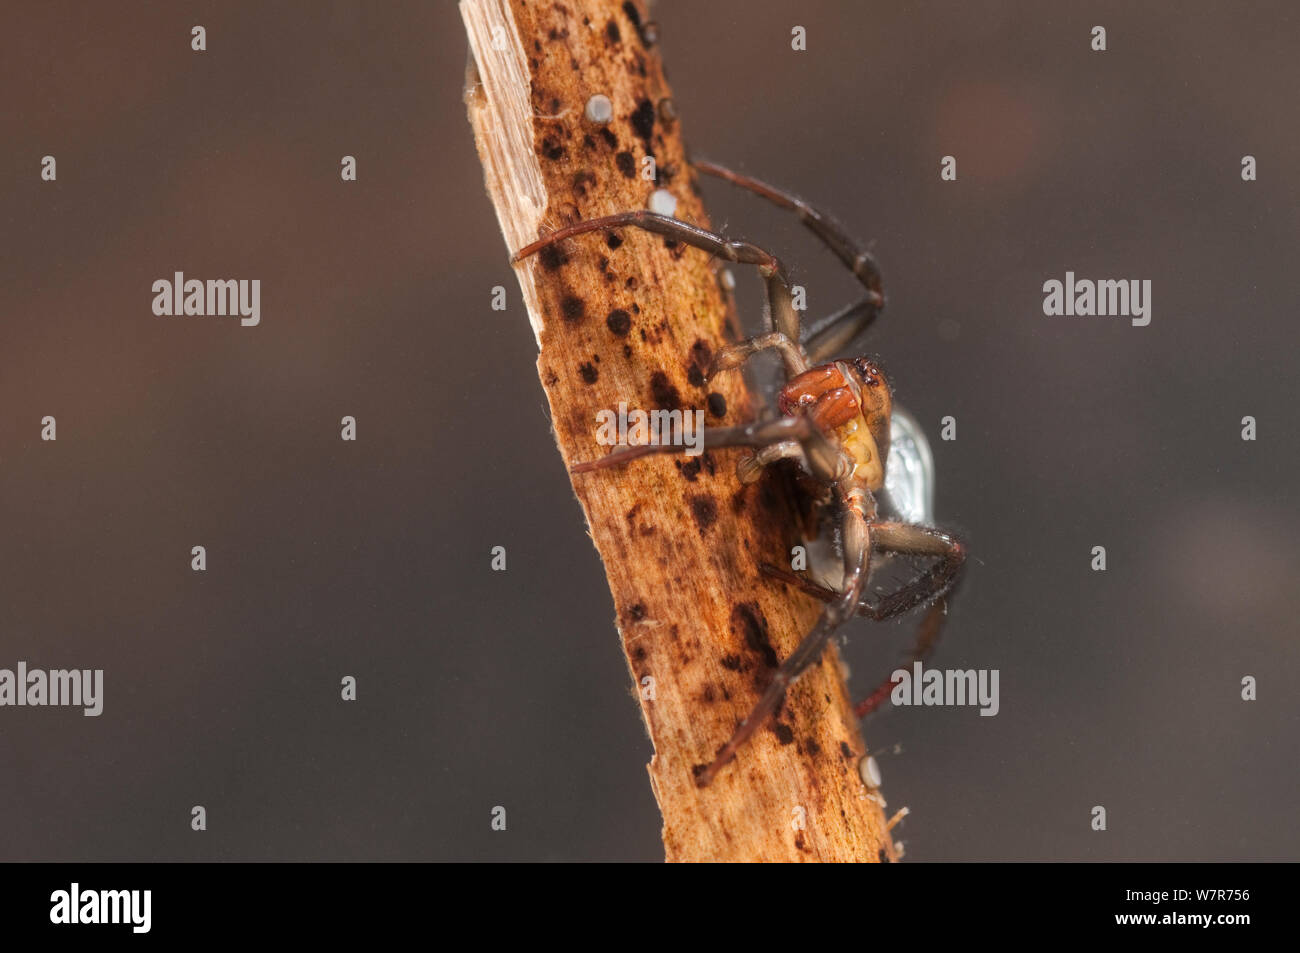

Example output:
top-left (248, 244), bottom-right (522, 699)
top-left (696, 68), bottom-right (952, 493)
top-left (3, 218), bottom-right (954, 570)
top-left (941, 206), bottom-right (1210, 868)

top-left (461, 0), bottom-right (898, 862)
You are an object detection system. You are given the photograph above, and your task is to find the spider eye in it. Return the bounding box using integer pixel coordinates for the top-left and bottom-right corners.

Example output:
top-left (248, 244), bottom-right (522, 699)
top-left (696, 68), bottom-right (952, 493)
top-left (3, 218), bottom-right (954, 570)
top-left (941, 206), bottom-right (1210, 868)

top-left (852, 357), bottom-right (884, 386)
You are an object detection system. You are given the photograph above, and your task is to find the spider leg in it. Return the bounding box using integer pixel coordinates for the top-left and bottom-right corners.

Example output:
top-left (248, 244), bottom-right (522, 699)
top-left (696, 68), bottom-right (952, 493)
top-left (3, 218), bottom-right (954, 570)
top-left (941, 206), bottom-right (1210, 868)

top-left (693, 160), bottom-right (885, 307)
top-left (802, 297), bottom-right (879, 364)
top-left (711, 331), bottom-right (807, 380)
top-left (571, 416), bottom-right (811, 473)
top-left (736, 440), bottom-right (804, 484)
top-left (696, 483), bottom-right (872, 787)
top-left (760, 524), bottom-right (965, 620)
top-left (758, 523), bottom-right (966, 718)
top-left (864, 522), bottom-right (966, 620)
top-left (513, 211), bottom-right (805, 348)
top-left (854, 597), bottom-right (949, 718)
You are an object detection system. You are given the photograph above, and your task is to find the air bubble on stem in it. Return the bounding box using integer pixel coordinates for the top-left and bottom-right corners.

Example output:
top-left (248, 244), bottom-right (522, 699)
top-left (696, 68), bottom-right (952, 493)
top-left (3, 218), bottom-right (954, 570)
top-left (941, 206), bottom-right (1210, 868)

top-left (584, 94), bottom-right (613, 124)
top-left (859, 754), bottom-right (882, 789)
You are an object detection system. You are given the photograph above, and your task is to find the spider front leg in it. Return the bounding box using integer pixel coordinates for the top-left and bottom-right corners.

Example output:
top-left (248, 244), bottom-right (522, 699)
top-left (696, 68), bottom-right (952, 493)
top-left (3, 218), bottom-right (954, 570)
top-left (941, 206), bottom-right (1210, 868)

top-left (512, 210), bottom-right (805, 347)
top-left (695, 481), bottom-right (872, 787)
top-left (801, 297), bottom-right (879, 365)
top-left (694, 160), bottom-right (884, 302)
top-left (694, 160), bottom-right (887, 361)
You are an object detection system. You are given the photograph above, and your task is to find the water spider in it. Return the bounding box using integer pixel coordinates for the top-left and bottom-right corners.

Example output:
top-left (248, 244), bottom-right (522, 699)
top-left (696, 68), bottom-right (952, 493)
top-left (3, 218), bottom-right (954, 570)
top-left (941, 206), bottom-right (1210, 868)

top-left (513, 161), bottom-right (966, 788)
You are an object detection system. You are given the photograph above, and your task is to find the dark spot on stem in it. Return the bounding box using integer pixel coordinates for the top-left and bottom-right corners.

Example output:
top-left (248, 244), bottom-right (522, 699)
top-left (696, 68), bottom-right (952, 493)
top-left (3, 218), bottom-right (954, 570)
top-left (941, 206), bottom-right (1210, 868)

top-left (689, 495), bottom-right (717, 534)
top-left (599, 127), bottom-right (618, 149)
top-left (606, 308), bottom-right (631, 336)
top-left (631, 99), bottom-right (656, 147)
top-left (605, 19), bottom-right (621, 44)
top-left (772, 722), bottom-right (795, 745)
top-left (840, 742), bottom-right (854, 759)
top-left (649, 371), bottom-right (681, 409)
top-left (629, 603), bottom-right (647, 621)
top-left (677, 458), bottom-right (701, 482)
top-left (606, 232), bottom-right (623, 250)
top-left (721, 654), bottom-right (744, 672)
top-left (538, 244), bottom-right (568, 271)
top-left (707, 393), bottom-right (727, 418)
top-left (690, 338), bottom-right (712, 371)
top-left (615, 151), bottom-right (636, 178)
top-left (561, 295), bottom-right (585, 322)
top-left (732, 603), bottom-right (778, 669)
top-left (579, 362), bottom-right (598, 384)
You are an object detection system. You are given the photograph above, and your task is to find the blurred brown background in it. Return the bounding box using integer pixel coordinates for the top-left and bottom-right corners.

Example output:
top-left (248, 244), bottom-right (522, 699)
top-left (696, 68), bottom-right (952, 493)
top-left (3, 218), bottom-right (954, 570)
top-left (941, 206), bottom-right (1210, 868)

top-left (1, 1), bottom-right (1296, 861)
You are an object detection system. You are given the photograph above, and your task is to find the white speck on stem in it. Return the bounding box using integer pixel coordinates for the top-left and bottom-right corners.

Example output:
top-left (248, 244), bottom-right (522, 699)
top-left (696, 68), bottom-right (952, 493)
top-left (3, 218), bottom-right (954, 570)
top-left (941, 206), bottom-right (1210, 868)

top-left (649, 188), bottom-right (678, 217)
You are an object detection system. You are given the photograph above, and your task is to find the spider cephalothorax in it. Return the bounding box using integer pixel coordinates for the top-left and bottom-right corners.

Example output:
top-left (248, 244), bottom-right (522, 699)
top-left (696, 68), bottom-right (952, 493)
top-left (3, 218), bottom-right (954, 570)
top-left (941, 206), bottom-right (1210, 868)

top-left (514, 161), bottom-right (965, 787)
top-left (777, 358), bottom-right (892, 490)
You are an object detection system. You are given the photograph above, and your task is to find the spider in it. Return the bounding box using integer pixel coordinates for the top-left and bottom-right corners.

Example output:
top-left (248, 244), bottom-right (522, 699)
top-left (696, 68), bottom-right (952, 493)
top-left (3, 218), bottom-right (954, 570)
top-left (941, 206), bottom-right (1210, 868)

top-left (513, 161), bottom-right (966, 788)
